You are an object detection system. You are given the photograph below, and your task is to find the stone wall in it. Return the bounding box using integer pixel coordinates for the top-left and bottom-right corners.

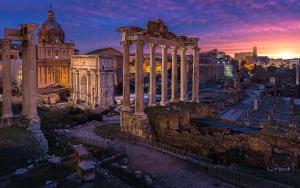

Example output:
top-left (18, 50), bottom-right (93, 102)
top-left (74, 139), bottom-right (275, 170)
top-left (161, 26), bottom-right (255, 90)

top-left (120, 111), bottom-right (153, 139)
top-left (146, 102), bottom-right (300, 169)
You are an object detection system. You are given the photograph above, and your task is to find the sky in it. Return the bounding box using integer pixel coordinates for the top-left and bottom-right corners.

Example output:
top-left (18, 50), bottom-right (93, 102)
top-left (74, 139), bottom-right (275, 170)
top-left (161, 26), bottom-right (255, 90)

top-left (1, 0), bottom-right (300, 59)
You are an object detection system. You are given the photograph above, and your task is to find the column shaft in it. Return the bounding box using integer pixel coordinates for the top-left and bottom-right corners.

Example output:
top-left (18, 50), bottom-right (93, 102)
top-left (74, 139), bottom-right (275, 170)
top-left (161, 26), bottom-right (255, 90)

top-left (122, 41), bottom-right (131, 111)
top-left (171, 47), bottom-right (178, 102)
top-left (180, 48), bottom-right (187, 101)
top-left (134, 40), bottom-right (145, 116)
top-left (192, 47), bottom-right (200, 102)
top-left (149, 44), bottom-right (156, 106)
top-left (1, 39), bottom-right (13, 118)
top-left (26, 26), bottom-right (38, 120)
top-left (87, 72), bottom-right (91, 106)
top-left (160, 45), bottom-right (168, 106)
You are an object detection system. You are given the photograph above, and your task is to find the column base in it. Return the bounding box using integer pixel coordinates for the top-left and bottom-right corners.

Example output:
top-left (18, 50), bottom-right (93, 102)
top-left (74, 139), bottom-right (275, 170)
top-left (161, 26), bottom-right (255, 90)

top-left (191, 99), bottom-right (199, 103)
top-left (160, 101), bottom-right (168, 106)
top-left (148, 103), bottom-right (157, 107)
top-left (170, 99), bottom-right (178, 103)
top-left (134, 111), bottom-right (147, 119)
top-left (122, 106), bottom-right (131, 112)
top-left (180, 98), bottom-right (187, 102)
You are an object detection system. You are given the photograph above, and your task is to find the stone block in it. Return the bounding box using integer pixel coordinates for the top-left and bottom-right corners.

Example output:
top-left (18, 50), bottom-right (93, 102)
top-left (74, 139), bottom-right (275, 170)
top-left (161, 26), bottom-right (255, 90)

top-left (77, 160), bottom-right (96, 181)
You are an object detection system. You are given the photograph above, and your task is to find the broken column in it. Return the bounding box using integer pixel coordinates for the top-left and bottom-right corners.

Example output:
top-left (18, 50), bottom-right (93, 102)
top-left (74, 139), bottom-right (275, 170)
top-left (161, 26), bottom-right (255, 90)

top-left (1, 39), bottom-right (13, 119)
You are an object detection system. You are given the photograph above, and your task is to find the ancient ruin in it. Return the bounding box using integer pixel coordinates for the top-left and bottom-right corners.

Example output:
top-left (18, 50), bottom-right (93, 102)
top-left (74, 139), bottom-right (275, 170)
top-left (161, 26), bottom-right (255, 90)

top-left (117, 20), bottom-right (200, 137)
top-left (1, 23), bottom-right (38, 123)
top-left (71, 55), bottom-right (115, 108)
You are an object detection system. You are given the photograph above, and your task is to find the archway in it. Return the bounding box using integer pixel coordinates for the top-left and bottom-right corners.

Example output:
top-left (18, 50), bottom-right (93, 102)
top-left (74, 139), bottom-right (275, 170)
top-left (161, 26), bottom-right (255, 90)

top-left (80, 76), bottom-right (87, 102)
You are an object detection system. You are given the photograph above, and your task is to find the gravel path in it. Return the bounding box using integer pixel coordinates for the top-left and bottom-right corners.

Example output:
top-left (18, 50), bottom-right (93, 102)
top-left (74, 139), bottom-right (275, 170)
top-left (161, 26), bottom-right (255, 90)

top-left (69, 116), bottom-right (236, 188)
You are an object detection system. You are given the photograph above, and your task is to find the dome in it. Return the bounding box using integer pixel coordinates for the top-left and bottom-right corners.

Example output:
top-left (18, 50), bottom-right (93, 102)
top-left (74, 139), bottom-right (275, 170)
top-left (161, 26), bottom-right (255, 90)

top-left (38, 9), bottom-right (65, 44)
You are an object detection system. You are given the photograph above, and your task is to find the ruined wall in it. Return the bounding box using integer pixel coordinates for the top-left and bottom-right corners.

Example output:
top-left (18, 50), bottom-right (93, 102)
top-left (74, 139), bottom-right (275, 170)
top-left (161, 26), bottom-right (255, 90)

top-left (146, 103), bottom-right (300, 169)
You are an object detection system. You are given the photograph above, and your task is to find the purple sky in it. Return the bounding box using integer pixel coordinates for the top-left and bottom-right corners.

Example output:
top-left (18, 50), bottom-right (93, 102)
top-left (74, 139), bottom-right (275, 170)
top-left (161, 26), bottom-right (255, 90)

top-left (1, 0), bottom-right (300, 58)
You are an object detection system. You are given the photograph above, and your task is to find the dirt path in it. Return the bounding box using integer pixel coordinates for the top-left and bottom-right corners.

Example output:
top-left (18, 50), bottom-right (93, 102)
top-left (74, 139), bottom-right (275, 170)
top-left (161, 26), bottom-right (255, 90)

top-left (69, 116), bottom-right (236, 188)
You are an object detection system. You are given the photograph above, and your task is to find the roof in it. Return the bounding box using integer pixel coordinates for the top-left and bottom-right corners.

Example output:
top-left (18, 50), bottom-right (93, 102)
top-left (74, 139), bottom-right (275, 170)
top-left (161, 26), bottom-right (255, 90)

top-left (86, 47), bottom-right (123, 57)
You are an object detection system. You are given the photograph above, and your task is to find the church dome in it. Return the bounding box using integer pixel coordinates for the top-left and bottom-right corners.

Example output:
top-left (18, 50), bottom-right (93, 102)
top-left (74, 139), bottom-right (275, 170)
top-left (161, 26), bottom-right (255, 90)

top-left (38, 8), bottom-right (65, 44)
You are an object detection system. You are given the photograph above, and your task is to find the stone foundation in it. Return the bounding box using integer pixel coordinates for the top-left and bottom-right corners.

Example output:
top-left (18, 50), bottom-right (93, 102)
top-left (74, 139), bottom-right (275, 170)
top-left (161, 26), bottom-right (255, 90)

top-left (120, 111), bottom-right (153, 139)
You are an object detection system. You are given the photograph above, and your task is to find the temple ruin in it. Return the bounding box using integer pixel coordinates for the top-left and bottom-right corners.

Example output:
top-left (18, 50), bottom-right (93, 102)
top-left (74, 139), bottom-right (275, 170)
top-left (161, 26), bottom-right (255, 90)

top-left (117, 20), bottom-right (200, 137)
top-left (1, 23), bottom-right (38, 124)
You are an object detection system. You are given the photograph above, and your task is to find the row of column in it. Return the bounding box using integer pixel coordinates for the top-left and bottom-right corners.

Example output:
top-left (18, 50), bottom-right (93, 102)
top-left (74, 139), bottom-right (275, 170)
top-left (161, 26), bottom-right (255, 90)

top-left (121, 40), bottom-right (200, 117)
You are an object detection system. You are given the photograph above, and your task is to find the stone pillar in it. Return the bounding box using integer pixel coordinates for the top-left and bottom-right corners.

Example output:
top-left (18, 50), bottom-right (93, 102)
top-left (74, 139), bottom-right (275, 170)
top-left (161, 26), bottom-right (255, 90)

top-left (1, 39), bottom-right (13, 118)
top-left (122, 41), bottom-right (131, 112)
top-left (94, 71), bottom-right (99, 108)
top-left (87, 71), bottom-right (91, 106)
top-left (171, 46), bottom-right (178, 102)
top-left (75, 70), bottom-right (80, 103)
top-left (134, 38), bottom-right (145, 117)
top-left (296, 63), bottom-right (299, 86)
top-left (25, 24), bottom-right (38, 120)
top-left (192, 47), bottom-right (200, 102)
top-left (180, 47), bottom-right (187, 101)
top-left (22, 40), bottom-right (29, 115)
top-left (160, 45), bottom-right (168, 106)
top-left (149, 43), bottom-right (156, 106)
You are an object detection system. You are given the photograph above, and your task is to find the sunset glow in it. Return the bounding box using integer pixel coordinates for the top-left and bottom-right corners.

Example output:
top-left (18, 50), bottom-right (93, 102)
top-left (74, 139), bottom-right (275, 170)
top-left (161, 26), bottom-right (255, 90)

top-left (1, 0), bottom-right (300, 59)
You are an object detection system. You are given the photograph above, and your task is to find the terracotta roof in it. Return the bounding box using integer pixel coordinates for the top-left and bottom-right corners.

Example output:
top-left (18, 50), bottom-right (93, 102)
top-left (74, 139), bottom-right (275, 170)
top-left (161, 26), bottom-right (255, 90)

top-left (86, 47), bottom-right (123, 56)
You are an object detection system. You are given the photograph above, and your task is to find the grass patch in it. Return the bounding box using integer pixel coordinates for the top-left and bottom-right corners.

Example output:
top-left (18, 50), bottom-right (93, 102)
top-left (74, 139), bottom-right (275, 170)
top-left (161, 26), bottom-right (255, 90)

top-left (8, 162), bottom-right (75, 188)
top-left (0, 127), bottom-right (41, 176)
top-left (94, 124), bottom-right (121, 139)
top-left (38, 105), bottom-right (103, 156)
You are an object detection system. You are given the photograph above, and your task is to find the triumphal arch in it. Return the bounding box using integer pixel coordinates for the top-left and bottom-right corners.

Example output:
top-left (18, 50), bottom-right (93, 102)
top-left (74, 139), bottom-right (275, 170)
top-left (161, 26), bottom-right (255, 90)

top-left (1, 23), bottom-right (38, 124)
top-left (117, 20), bottom-right (200, 138)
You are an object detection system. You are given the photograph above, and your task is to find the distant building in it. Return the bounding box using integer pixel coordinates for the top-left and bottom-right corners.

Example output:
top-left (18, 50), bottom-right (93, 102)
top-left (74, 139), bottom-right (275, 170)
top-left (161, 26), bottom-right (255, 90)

top-left (71, 55), bottom-right (115, 108)
top-left (234, 46), bottom-right (258, 70)
top-left (86, 48), bottom-right (123, 86)
top-left (199, 49), bottom-right (226, 83)
top-left (36, 7), bottom-right (75, 88)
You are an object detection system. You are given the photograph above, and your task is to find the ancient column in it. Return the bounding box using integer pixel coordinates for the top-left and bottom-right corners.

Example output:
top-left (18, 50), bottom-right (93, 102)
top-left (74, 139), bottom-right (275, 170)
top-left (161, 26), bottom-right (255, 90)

top-left (25, 24), bottom-right (38, 120)
top-left (21, 39), bottom-right (29, 115)
top-left (87, 71), bottom-right (91, 106)
top-left (149, 43), bottom-right (156, 106)
top-left (296, 63), bottom-right (299, 86)
top-left (134, 38), bottom-right (145, 117)
top-left (75, 70), bottom-right (80, 103)
top-left (94, 71), bottom-right (99, 108)
top-left (192, 47), bottom-right (200, 102)
top-left (122, 41), bottom-right (131, 112)
top-left (160, 45), bottom-right (168, 106)
top-left (1, 39), bottom-right (13, 118)
top-left (180, 47), bottom-right (187, 101)
top-left (171, 46), bottom-right (178, 102)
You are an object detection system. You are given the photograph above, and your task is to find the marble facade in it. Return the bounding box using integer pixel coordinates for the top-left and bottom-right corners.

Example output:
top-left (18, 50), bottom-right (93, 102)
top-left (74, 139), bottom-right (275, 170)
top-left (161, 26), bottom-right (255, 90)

top-left (71, 55), bottom-right (115, 108)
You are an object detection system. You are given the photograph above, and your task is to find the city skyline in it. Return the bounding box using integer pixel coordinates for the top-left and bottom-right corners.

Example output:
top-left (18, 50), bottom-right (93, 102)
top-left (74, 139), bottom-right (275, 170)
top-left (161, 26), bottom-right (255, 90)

top-left (1, 0), bottom-right (300, 59)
